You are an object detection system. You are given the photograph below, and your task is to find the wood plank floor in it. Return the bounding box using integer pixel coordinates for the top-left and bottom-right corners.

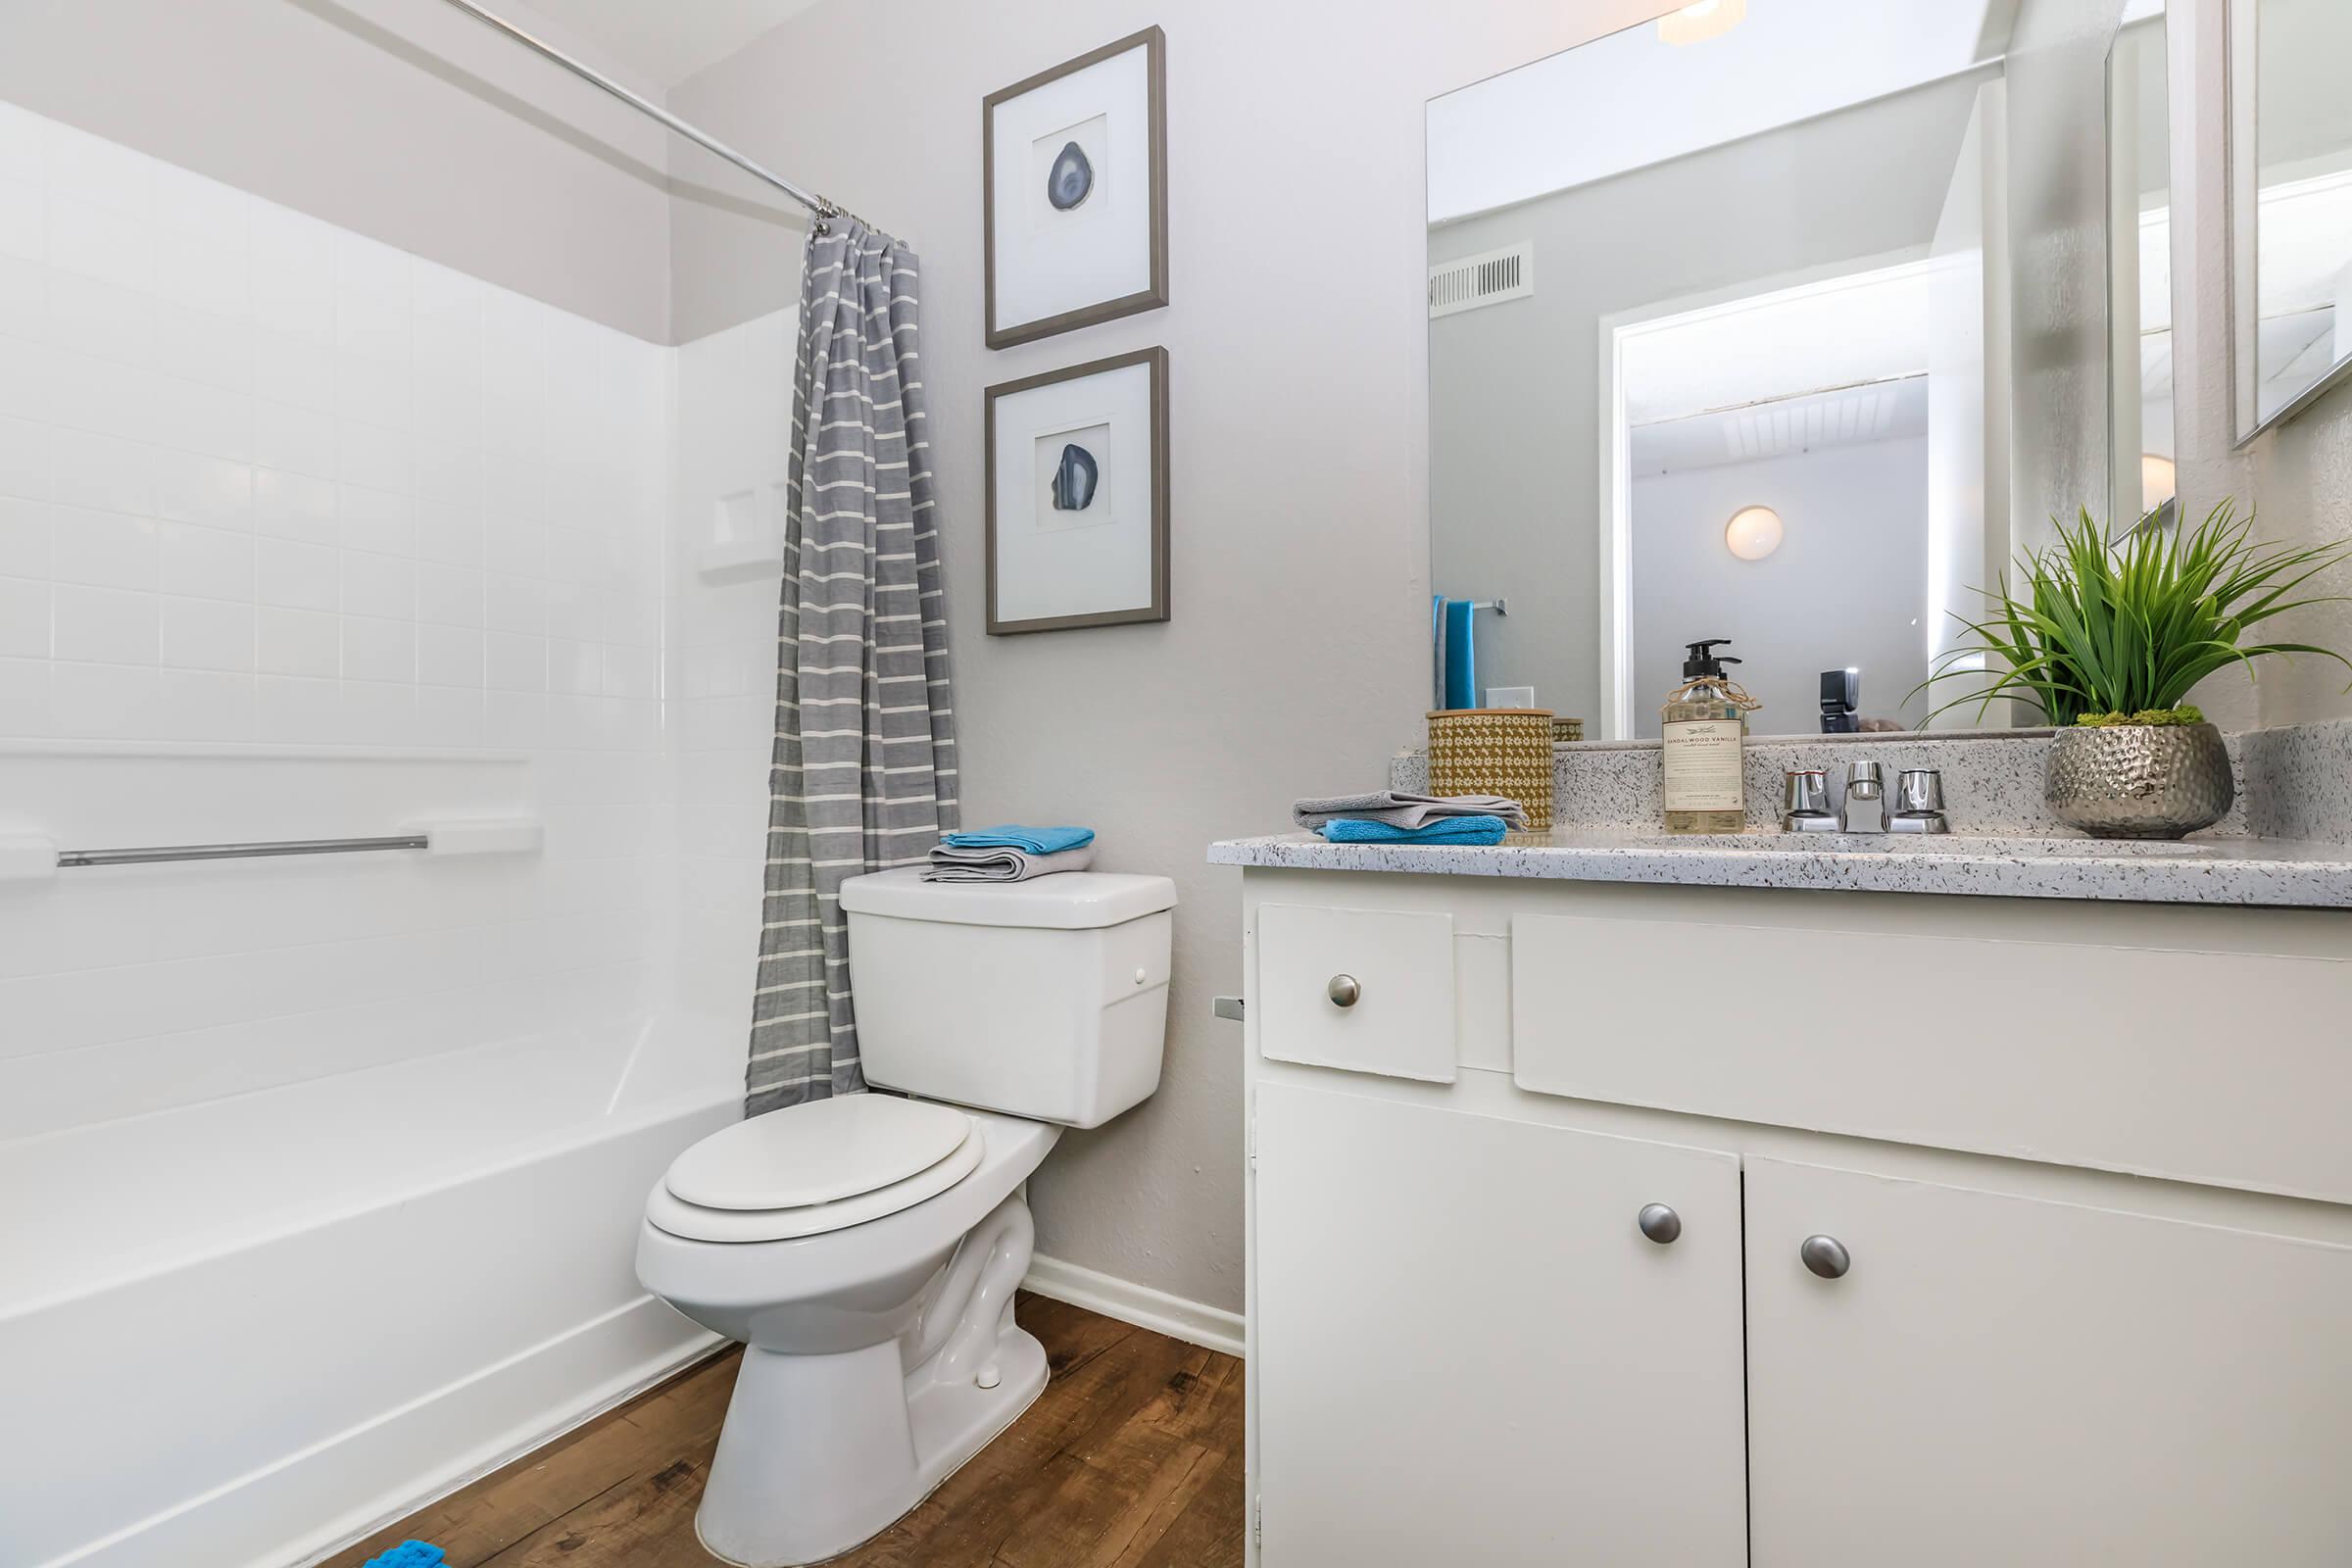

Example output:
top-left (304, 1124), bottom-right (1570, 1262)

top-left (324, 1295), bottom-right (1245, 1568)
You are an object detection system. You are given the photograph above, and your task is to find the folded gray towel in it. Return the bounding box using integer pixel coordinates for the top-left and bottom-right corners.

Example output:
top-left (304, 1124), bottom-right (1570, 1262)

top-left (1292, 790), bottom-right (1529, 831)
top-left (921, 843), bottom-right (1097, 883)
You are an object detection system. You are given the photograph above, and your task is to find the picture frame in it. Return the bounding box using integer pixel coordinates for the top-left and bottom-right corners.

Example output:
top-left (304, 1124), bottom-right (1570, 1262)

top-left (983, 26), bottom-right (1169, 349)
top-left (985, 347), bottom-right (1171, 634)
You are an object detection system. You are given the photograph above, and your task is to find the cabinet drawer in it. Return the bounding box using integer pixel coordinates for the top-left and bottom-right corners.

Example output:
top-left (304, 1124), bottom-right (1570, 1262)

top-left (1511, 910), bottom-right (2352, 1202)
top-left (1258, 903), bottom-right (1455, 1082)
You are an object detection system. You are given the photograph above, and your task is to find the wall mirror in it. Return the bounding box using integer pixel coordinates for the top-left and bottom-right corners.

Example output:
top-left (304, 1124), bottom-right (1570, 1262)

top-left (1428, 0), bottom-right (2165, 740)
top-left (2230, 0), bottom-right (2352, 438)
top-left (2112, 4), bottom-right (2175, 527)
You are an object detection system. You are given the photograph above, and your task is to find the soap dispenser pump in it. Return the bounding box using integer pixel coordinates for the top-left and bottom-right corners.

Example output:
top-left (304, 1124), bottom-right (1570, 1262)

top-left (1661, 638), bottom-right (1757, 835)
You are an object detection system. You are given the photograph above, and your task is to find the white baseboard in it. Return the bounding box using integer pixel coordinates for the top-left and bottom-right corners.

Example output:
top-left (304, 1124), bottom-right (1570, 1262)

top-left (1021, 1254), bottom-right (1247, 1359)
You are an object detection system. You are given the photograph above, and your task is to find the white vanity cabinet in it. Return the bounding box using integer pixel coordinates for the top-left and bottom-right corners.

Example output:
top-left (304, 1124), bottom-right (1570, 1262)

top-left (1741, 1154), bottom-right (2352, 1566)
top-left (1237, 868), bottom-right (2352, 1566)
top-left (1252, 1081), bottom-right (1747, 1563)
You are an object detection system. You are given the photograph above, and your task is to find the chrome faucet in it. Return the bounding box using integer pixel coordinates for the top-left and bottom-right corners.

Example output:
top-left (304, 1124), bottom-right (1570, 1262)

top-left (1889, 768), bottom-right (1949, 834)
top-left (1839, 760), bottom-right (1888, 834)
top-left (1781, 769), bottom-right (1839, 832)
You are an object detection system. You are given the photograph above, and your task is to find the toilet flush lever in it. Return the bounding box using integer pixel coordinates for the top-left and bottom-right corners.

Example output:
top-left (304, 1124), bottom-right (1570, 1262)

top-left (1213, 996), bottom-right (1246, 1022)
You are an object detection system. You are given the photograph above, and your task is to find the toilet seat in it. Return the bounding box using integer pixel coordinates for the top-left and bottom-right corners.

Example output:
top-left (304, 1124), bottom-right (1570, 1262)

top-left (648, 1095), bottom-right (986, 1244)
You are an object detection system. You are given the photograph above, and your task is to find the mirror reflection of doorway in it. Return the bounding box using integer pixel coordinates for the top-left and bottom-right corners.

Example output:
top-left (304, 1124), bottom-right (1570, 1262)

top-left (1605, 254), bottom-right (1987, 738)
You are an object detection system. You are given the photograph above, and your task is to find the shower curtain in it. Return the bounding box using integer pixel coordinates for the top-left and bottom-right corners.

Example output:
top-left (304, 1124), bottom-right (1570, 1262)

top-left (747, 220), bottom-right (958, 1114)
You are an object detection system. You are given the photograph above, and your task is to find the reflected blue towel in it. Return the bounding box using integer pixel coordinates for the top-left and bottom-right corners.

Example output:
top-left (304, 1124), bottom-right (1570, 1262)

top-left (941, 824), bottom-right (1096, 855)
top-left (1443, 599), bottom-right (1477, 710)
top-left (1319, 814), bottom-right (1509, 846)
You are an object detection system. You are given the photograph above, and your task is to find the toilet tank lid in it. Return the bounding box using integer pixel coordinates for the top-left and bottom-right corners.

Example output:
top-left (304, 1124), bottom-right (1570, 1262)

top-left (841, 866), bottom-right (1177, 929)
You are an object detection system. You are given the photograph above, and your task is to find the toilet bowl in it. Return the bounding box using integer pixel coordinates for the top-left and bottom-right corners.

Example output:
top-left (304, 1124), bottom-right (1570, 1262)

top-left (636, 868), bottom-right (1176, 1567)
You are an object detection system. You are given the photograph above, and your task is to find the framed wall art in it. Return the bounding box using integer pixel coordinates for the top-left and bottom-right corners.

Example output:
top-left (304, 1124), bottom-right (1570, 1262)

top-left (983, 26), bottom-right (1168, 349)
top-left (985, 347), bottom-right (1170, 633)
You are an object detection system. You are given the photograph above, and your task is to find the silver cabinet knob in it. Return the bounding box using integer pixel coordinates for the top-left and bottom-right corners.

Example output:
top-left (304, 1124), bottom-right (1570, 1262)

top-left (1800, 1235), bottom-right (1851, 1280)
top-left (1326, 973), bottom-right (1361, 1008)
top-left (1638, 1203), bottom-right (1682, 1245)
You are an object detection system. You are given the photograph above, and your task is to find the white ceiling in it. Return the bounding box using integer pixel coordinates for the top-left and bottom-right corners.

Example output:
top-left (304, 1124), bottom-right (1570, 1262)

top-left (1428, 0), bottom-right (2002, 223)
top-left (1630, 375), bottom-right (1929, 475)
top-left (525, 0), bottom-right (822, 91)
top-left (1621, 261), bottom-right (1936, 428)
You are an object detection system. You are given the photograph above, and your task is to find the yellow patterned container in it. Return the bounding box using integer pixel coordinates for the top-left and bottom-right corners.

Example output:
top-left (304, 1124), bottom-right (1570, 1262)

top-left (1551, 717), bottom-right (1585, 745)
top-left (1427, 709), bottom-right (1553, 831)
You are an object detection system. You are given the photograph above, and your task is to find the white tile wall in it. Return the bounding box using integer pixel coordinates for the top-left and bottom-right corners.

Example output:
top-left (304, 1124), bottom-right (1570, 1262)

top-left (667, 307), bottom-right (799, 1031)
top-left (0, 102), bottom-right (712, 1138)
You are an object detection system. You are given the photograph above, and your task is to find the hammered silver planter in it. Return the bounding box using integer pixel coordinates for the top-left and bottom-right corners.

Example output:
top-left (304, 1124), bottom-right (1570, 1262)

top-left (2044, 722), bottom-right (2233, 839)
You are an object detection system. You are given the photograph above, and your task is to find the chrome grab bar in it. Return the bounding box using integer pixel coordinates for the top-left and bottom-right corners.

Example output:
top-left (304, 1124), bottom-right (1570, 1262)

top-left (56, 835), bottom-right (431, 869)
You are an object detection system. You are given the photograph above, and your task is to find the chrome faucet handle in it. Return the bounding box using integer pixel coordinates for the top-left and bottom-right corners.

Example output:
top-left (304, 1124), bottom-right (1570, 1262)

top-left (1896, 768), bottom-right (1944, 813)
top-left (1889, 767), bottom-right (1949, 834)
top-left (1781, 768), bottom-right (1838, 832)
top-left (1839, 760), bottom-right (1888, 834)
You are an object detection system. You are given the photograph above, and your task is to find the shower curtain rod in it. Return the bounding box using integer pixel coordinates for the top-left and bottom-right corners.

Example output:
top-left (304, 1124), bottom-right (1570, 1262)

top-left (432, 0), bottom-right (865, 232)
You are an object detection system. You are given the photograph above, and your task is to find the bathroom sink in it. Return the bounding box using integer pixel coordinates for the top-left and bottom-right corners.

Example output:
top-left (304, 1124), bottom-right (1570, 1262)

top-left (1595, 832), bottom-right (2214, 858)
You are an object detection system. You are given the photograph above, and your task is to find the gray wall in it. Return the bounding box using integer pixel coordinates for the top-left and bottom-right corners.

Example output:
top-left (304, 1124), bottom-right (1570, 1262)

top-left (1427, 72), bottom-right (1984, 727)
top-left (1631, 438), bottom-right (1933, 736)
top-left (667, 0), bottom-right (1659, 1316)
top-left (2003, 0), bottom-right (2126, 550)
top-left (0, 0), bottom-right (676, 340)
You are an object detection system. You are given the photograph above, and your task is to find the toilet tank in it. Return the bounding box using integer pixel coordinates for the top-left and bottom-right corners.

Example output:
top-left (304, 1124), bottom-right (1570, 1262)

top-left (839, 867), bottom-right (1178, 1129)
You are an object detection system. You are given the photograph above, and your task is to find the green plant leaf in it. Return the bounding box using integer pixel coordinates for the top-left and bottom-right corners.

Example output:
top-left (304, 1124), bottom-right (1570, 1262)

top-left (1914, 500), bottom-right (2352, 721)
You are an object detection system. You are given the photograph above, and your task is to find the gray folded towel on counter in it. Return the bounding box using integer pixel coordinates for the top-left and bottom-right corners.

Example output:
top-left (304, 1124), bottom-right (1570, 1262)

top-left (920, 843), bottom-right (1098, 883)
top-left (1292, 790), bottom-right (1529, 831)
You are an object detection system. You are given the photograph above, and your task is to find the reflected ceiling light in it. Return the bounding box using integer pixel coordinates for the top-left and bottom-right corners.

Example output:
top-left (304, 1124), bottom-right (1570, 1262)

top-left (1658, 0), bottom-right (1747, 47)
top-left (2141, 453), bottom-right (2179, 511)
top-left (1725, 504), bottom-right (1784, 561)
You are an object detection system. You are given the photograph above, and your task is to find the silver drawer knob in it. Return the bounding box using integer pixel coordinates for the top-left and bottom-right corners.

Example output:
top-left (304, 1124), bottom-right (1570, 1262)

top-left (1326, 973), bottom-right (1361, 1008)
top-left (1800, 1235), bottom-right (1851, 1280)
top-left (1638, 1203), bottom-right (1682, 1245)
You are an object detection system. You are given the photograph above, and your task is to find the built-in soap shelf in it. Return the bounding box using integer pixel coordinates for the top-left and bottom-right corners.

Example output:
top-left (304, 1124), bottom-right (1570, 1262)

top-left (697, 481), bottom-right (789, 581)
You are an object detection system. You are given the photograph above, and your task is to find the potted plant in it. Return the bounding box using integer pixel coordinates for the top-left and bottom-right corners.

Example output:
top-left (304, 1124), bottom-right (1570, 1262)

top-left (1923, 502), bottom-right (2352, 839)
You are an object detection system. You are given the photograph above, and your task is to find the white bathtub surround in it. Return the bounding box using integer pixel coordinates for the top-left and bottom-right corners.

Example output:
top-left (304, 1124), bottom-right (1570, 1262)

top-left (0, 103), bottom-right (790, 1568)
top-left (0, 1017), bottom-right (741, 1568)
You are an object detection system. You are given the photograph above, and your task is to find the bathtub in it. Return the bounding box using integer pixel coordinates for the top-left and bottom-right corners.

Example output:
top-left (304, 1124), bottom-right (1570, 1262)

top-left (0, 1015), bottom-right (745, 1568)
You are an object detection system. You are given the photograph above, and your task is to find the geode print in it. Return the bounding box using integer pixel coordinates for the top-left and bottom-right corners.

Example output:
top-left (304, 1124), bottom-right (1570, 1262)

top-left (1051, 443), bottom-right (1099, 511)
top-left (1047, 141), bottom-right (1094, 211)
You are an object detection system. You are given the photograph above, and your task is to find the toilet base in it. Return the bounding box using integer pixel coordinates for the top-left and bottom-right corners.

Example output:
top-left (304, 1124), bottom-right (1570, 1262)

top-left (694, 1324), bottom-right (1049, 1568)
top-left (692, 1191), bottom-right (1049, 1567)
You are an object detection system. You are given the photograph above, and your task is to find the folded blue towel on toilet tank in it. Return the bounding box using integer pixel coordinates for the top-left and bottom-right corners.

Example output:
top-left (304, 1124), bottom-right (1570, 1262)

top-left (940, 825), bottom-right (1096, 855)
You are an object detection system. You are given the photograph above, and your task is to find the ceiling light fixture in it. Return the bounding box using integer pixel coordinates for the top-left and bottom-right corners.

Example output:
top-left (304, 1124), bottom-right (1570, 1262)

top-left (1725, 504), bottom-right (1784, 561)
top-left (1658, 0), bottom-right (1747, 47)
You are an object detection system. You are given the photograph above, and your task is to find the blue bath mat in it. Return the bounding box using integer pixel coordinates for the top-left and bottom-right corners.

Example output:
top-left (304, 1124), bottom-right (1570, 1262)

top-left (362, 1544), bottom-right (445, 1568)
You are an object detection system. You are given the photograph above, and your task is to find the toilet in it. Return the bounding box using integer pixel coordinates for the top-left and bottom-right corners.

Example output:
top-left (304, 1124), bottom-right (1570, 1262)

top-left (636, 867), bottom-right (1178, 1568)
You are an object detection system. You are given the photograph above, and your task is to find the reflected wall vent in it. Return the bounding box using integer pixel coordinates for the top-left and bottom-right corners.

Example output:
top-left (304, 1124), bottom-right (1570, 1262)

top-left (1429, 243), bottom-right (1535, 318)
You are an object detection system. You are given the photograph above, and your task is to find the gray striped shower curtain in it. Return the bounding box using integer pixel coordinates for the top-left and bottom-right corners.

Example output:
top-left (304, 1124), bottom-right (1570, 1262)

top-left (747, 220), bottom-right (958, 1114)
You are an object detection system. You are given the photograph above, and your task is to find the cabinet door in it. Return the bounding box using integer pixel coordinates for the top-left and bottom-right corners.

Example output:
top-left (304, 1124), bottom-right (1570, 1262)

top-left (1252, 1081), bottom-right (1746, 1565)
top-left (1745, 1155), bottom-right (2352, 1567)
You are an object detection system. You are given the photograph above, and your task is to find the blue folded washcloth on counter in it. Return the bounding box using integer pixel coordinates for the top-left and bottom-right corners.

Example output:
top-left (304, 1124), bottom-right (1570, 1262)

top-left (1319, 814), bottom-right (1509, 847)
top-left (941, 825), bottom-right (1096, 855)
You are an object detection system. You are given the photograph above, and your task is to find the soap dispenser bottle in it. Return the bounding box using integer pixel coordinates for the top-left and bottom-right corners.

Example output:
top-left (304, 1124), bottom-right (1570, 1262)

top-left (1661, 638), bottom-right (1754, 834)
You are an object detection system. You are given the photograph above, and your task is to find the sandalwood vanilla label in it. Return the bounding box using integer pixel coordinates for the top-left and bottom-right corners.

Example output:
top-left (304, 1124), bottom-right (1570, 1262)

top-left (1661, 719), bottom-right (1743, 812)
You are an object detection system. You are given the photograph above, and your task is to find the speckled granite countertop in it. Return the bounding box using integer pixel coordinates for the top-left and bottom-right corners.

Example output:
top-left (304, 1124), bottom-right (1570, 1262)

top-left (1207, 829), bottom-right (2352, 908)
